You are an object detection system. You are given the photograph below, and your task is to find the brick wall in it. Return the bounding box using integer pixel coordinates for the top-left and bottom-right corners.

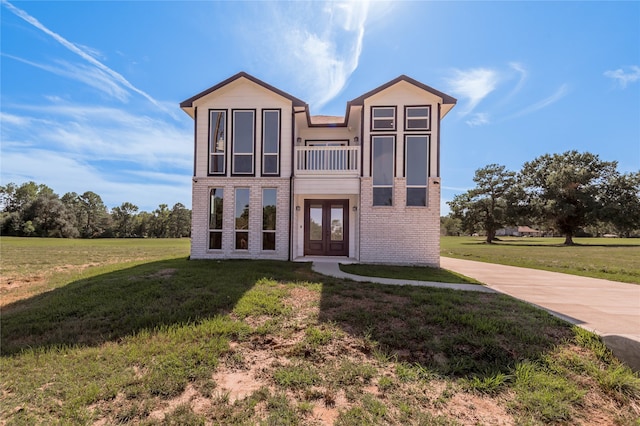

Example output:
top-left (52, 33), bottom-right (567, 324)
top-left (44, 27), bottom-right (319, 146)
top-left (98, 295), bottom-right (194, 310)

top-left (191, 177), bottom-right (290, 260)
top-left (359, 177), bottom-right (440, 266)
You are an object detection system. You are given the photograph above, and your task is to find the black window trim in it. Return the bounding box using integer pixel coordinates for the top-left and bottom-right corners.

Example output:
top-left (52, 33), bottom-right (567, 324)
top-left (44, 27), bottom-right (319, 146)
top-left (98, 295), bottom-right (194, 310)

top-left (208, 109), bottom-right (227, 176)
top-left (231, 109), bottom-right (256, 176)
top-left (261, 109), bottom-right (281, 177)
top-left (371, 134), bottom-right (396, 207)
top-left (370, 105), bottom-right (397, 132)
top-left (404, 105), bottom-right (431, 132)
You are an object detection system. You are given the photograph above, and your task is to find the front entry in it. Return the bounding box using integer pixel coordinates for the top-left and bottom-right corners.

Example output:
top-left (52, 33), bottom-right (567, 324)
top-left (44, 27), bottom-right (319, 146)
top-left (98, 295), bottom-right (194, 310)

top-left (304, 199), bottom-right (349, 256)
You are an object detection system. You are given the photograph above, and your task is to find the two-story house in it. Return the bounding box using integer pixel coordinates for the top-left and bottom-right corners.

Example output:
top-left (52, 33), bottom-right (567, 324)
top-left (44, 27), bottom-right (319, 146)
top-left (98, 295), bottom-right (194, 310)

top-left (180, 72), bottom-right (456, 266)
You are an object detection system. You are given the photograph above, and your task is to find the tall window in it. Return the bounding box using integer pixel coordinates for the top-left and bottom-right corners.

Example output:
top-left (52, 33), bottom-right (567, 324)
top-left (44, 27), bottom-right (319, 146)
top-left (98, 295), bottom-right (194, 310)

top-left (262, 110), bottom-right (280, 175)
top-left (371, 106), bottom-right (396, 131)
top-left (262, 188), bottom-right (277, 250)
top-left (405, 106), bottom-right (430, 130)
top-left (232, 110), bottom-right (255, 174)
top-left (209, 188), bottom-right (223, 249)
top-left (372, 136), bottom-right (395, 206)
top-left (405, 135), bottom-right (429, 206)
top-left (235, 188), bottom-right (250, 250)
top-left (209, 111), bottom-right (226, 174)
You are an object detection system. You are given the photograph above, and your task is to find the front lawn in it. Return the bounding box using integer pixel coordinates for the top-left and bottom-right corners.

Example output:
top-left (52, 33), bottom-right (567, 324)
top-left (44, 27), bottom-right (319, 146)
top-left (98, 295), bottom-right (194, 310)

top-left (1, 238), bottom-right (638, 424)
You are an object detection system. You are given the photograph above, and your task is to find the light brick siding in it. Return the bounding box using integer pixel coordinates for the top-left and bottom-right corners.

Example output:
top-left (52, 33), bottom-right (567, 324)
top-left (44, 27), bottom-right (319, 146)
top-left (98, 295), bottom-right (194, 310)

top-left (191, 177), bottom-right (290, 260)
top-left (359, 177), bottom-right (440, 266)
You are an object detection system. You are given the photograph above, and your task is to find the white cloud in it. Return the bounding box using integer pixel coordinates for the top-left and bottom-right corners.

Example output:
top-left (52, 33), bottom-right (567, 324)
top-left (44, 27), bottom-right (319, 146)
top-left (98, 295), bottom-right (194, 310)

top-left (509, 84), bottom-right (569, 118)
top-left (465, 112), bottom-right (490, 127)
top-left (253, 1), bottom-right (369, 111)
top-left (604, 65), bottom-right (640, 88)
top-left (446, 68), bottom-right (500, 115)
top-left (2, 0), bottom-right (174, 117)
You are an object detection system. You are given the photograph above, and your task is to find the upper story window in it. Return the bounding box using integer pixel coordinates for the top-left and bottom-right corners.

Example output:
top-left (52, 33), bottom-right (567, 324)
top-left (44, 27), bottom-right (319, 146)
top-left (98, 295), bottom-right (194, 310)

top-left (372, 135), bottom-right (395, 206)
top-left (371, 106), bottom-right (396, 131)
top-left (232, 110), bottom-right (255, 175)
top-left (405, 106), bottom-right (430, 131)
top-left (405, 135), bottom-right (429, 206)
top-left (208, 110), bottom-right (226, 175)
top-left (262, 110), bottom-right (280, 175)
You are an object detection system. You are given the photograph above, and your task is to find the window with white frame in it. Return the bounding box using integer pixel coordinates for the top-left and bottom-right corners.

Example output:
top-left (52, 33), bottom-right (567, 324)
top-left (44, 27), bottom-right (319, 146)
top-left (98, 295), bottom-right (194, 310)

top-left (262, 188), bottom-right (277, 250)
top-left (262, 110), bottom-right (280, 175)
top-left (235, 188), bottom-right (250, 250)
top-left (208, 110), bottom-right (226, 174)
top-left (372, 135), bottom-right (395, 206)
top-left (232, 110), bottom-right (255, 174)
top-left (405, 106), bottom-right (430, 131)
top-left (209, 188), bottom-right (223, 249)
top-left (405, 135), bottom-right (429, 206)
top-left (371, 107), bottom-right (396, 131)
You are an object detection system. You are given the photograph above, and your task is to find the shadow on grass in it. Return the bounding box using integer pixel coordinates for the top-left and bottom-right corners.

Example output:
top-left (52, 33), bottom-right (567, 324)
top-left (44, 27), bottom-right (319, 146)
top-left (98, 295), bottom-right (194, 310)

top-left (0, 258), bottom-right (307, 356)
top-left (460, 240), bottom-right (640, 248)
top-left (317, 279), bottom-right (574, 378)
top-left (2, 258), bottom-right (573, 380)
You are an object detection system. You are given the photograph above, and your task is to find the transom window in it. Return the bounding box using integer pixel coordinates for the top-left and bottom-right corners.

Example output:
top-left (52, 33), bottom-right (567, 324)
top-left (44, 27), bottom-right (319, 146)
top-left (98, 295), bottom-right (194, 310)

top-left (262, 110), bottom-right (280, 175)
top-left (232, 110), bottom-right (255, 175)
top-left (262, 188), bottom-right (277, 250)
top-left (209, 188), bottom-right (223, 249)
top-left (405, 106), bottom-right (430, 131)
top-left (371, 107), bottom-right (396, 131)
top-left (208, 110), bottom-right (226, 175)
top-left (372, 135), bottom-right (395, 206)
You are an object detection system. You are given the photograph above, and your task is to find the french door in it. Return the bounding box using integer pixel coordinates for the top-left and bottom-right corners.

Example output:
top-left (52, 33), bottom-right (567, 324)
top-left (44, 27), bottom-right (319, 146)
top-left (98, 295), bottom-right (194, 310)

top-left (304, 199), bottom-right (349, 256)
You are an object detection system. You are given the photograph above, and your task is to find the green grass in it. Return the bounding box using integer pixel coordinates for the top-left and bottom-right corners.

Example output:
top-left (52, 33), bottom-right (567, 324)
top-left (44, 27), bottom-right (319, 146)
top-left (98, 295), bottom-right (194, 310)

top-left (1, 237), bottom-right (639, 424)
top-left (441, 236), bottom-right (640, 283)
top-left (339, 263), bottom-right (481, 284)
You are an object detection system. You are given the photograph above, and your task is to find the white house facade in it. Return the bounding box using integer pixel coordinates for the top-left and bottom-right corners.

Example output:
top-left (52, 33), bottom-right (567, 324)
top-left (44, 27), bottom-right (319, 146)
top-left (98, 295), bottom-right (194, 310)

top-left (180, 72), bottom-right (456, 266)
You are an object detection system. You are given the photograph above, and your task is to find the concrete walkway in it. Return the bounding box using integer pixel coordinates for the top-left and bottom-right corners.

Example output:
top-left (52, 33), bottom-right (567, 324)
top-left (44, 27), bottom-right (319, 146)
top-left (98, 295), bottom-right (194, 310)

top-left (311, 261), bottom-right (495, 293)
top-left (311, 258), bottom-right (640, 370)
top-left (441, 257), bottom-right (640, 371)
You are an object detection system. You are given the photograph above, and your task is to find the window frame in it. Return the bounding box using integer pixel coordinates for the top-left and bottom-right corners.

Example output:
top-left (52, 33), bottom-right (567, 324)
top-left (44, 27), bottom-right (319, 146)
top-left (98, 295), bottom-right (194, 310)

top-left (370, 106), bottom-right (397, 131)
top-left (404, 134), bottom-right (430, 207)
top-left (404, 105), bottom-right (431, 131)
top-left (261, 109), bottom-right (281, 176)
top-left (234, 188), bottom-right (250, 250)
top-left (208, 188), bottom-right (224, 250)
top-left (231, 109), bottom-right (256, 176)
top-left (371, 135), bottom-right (396, 206)
top-left (208, 110), bottom-right (227, 175)
top-left (262, 188), bottom-right (277, 251)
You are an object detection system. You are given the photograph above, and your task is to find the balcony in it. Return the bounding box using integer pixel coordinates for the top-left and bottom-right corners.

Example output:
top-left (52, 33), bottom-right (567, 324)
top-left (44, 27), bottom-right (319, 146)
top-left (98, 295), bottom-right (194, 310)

top-left (295, 145), bottom-right (360, 176)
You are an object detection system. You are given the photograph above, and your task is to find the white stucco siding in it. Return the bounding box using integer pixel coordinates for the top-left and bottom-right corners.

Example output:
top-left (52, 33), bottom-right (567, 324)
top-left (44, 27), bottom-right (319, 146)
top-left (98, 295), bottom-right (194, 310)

top-left (192, 78), bottom-right (294, 178)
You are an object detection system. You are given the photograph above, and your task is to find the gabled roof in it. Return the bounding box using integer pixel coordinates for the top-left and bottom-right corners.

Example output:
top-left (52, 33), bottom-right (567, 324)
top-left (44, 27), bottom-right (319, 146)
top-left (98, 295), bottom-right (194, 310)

top-left (349, 74), bottom-right (457, 106)
top-left (180, 72), bottom-right (306, 117)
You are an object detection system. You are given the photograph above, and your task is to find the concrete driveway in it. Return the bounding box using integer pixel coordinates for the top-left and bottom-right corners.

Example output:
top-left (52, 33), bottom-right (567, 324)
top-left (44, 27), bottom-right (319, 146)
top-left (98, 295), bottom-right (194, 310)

top-left (440, 257), bottom-right (640, 371)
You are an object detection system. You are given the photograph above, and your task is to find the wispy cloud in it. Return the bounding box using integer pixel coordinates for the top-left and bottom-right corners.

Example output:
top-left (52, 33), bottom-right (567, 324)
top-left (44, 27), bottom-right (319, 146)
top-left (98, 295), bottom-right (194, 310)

top-left (1, 0), bottom-right (173, 116)
top-left (466, 112), bottom-right (490, 127)
top-left (604, 65), bottom-right (640, 88)
top-left (509, 84), bottom-right (569, 119)
top-left (445, 68), bottom-right (500, 115)
top-left (252, 1), bottom-right (369, 111)
top-left (1, 104), bottom-right (192, 209)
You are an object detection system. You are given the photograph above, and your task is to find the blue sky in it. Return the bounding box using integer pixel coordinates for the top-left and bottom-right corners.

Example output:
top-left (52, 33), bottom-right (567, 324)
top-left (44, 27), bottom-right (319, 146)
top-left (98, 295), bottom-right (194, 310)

top-left (1, 1), bottom-right (639, 214)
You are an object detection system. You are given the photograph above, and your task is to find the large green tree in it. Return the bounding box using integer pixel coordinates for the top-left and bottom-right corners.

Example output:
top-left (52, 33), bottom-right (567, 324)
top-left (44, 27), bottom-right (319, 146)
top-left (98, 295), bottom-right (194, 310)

top-left (600, 171), bottom-right (640, 237)
top-left (519, 150), bottom-right (618, 245)
top-left (448, 164), bottom-right (518, 243)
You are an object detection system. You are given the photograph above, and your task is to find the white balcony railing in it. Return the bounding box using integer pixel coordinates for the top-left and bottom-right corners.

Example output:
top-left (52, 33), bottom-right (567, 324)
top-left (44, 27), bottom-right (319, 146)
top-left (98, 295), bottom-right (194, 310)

top-left (295, 145), bottom-right (360, 176)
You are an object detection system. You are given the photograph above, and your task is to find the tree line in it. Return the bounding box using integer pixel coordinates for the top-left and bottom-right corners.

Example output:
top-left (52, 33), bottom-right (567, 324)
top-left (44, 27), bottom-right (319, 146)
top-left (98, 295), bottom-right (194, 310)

top-left (0, 181), bottom-right (191, 238)
top-left (445, 150), bottom-right (640, 245)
